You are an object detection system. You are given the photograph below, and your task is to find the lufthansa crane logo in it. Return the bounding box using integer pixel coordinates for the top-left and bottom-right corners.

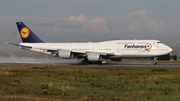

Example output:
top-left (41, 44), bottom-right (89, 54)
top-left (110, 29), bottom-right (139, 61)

top-left (145, 43), bottom-right (152, 52)
top-left (20, 27), bottom-right (30, 39)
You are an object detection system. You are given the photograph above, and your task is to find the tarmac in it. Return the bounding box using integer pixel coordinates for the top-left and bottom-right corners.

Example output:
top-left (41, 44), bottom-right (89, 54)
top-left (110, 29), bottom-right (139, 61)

top-left (1, 63), bottom-right (180, 67)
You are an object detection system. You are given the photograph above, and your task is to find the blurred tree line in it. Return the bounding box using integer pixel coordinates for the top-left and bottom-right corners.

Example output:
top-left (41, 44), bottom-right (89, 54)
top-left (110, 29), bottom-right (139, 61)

top-left (157, 54), bottom-right (178, 61)
top-left (158, 54), bottom-right (171, 60)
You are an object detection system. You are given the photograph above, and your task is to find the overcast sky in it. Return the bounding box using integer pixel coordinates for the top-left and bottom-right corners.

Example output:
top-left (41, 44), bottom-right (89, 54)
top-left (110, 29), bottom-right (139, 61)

top-left (0, 0), bottom-right (180, 53)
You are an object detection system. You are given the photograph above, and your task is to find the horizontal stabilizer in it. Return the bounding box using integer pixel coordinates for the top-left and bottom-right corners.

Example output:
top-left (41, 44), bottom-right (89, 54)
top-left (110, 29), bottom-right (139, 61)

top-left (6, 42), bottom-right (32, 48)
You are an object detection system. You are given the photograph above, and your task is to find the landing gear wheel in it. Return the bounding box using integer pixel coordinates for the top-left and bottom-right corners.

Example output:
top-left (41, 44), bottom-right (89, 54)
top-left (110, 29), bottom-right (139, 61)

top-left (102, 60), bottom-right (106, 64)
top-left (88, 61), bottom-right (93, 64)
top-left (153, 61), bottom-right (157, 65)
top-left (97, 61), bottom-right (102, 65)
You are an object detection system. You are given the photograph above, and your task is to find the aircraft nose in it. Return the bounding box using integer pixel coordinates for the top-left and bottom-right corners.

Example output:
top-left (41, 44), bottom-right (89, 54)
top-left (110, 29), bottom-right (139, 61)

top-left (168, 47), bottom-right (173, 53)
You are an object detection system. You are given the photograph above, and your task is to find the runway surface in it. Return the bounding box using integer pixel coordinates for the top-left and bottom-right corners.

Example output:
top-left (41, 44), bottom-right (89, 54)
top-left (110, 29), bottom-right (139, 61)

top-left (0, 63), bottom-right (180, 67)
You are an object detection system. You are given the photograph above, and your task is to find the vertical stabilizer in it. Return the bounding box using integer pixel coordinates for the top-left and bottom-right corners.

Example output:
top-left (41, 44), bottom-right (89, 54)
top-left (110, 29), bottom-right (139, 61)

top-left (16, 22), bottom-right (44, 43)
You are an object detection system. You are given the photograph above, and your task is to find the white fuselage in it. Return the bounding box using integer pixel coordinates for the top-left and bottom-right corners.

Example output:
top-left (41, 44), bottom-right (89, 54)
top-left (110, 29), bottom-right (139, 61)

top-left (19, 40), bottom-right (172, 58)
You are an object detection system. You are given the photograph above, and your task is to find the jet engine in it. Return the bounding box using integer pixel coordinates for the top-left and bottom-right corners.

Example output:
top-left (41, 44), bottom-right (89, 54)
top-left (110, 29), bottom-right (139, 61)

top-left (87, 53), bottom-right (102, 62)
top-left (58, 50), bottom-right (73, 59)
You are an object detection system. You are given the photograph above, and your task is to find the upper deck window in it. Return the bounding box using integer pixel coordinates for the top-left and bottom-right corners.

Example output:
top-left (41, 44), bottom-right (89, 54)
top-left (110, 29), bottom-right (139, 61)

top-left (157, 42), bottom-right (163, 44)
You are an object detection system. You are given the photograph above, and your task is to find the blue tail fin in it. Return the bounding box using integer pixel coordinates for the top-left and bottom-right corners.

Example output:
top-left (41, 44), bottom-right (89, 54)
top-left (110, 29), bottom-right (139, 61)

top-left (16, 22), bottom-right (44, 43)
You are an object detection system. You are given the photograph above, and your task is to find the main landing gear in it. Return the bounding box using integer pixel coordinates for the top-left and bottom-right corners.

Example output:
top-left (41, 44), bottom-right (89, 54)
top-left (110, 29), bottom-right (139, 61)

top-left (81, 59), bottom-right (106, 65)
top-left (152, 57), bottom-right (157, 65)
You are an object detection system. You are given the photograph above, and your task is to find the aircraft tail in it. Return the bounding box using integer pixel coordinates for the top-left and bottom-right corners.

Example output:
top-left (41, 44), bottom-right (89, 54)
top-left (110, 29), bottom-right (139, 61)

top-left (16, 22), bottom-right (44, 43)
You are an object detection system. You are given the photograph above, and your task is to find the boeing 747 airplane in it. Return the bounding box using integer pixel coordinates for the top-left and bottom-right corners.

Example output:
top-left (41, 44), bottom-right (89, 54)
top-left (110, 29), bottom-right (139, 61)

top-left (7, 22), bottom-right (173, 65)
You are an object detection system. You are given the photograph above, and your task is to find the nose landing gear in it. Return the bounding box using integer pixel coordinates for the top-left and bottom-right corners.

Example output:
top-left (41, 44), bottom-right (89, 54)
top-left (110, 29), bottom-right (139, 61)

top-left (152, 61), bottom-right (157, 65)
top-left (152, 57), bottom-right (157, 65)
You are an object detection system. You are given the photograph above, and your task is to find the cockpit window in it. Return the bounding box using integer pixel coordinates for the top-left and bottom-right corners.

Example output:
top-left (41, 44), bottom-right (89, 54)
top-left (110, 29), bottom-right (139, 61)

top-left (157, 42), bottom-right (162, 44)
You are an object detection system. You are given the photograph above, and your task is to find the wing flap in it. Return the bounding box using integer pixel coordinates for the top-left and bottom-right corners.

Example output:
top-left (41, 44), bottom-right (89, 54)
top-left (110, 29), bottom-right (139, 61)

top-left (86, 51), bottom-right (115, 56)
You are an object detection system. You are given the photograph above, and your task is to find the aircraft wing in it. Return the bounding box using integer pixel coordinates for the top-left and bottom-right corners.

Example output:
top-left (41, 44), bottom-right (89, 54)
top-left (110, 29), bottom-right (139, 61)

top-left (21, 44), bottom-right (115, 56)
top-left (46, 48), bottom-right (115, 57)
top-left (86, 51), bottom-right (115, 55)
top-left (6, 42), bottom-right (115, 59)
top-left (44, 48), bottom-right (115, 56)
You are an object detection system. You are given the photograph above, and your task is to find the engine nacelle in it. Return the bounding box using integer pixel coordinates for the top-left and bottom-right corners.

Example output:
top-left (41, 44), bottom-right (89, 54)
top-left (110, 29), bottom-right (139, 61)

top-left (110, 58), bottom-right (122, 61)
top-left (87, 53), bottom-right (102, 61)
top-left (58, 50), bottom-right (73, 59)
